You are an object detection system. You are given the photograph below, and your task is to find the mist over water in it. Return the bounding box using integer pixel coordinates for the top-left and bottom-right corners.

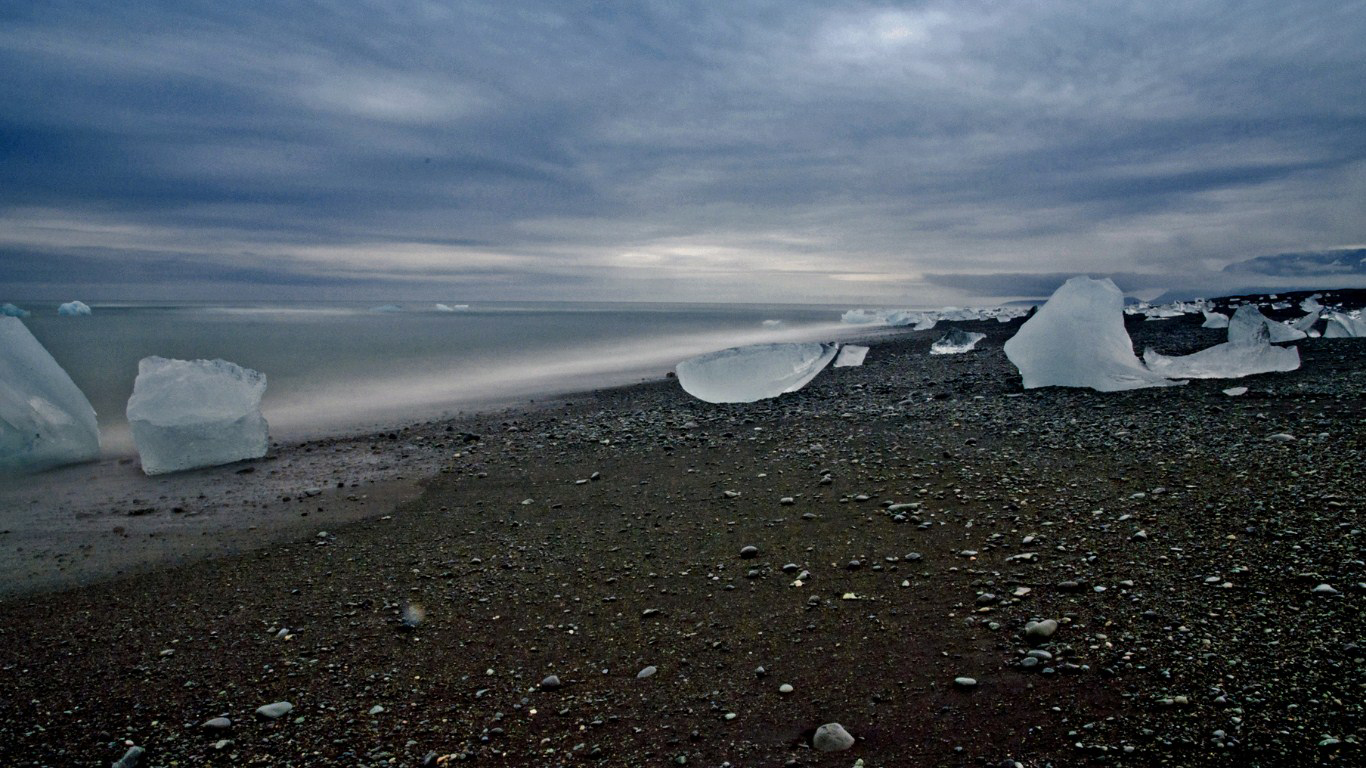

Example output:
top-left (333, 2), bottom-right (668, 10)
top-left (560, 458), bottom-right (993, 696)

top-left (20, 301), bottom-right (876, 455)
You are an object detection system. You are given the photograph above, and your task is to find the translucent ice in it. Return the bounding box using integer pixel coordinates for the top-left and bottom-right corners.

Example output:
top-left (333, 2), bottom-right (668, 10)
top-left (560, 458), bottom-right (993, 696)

top-left (126, 357), bottom-right (269, 475)
top-left (1201, 311), bottom-right (1229, 329)
top-left (1301, 295), bottom-right (1323, 313)
top-left (1323, 311), bottom-right (1366, 338)
top-left (675, 343), bottom-right (838, 403)
top-left (833, 344), bottom-right (869, 367)
top-left (1227, 304), bottom-right (1305, 343)
top-left (1, 303), bottom-right (30, 318)
top-left (0, 316), bottom-right (101, 472)
top-left (57, 300), bottom-right (92, 316)
top-left (1143, 324), bottom-right (1299, 379)
top-left (930, 329), bottom-right (986, 355)
top-left (1003, 277), bottom-right (1177, 392)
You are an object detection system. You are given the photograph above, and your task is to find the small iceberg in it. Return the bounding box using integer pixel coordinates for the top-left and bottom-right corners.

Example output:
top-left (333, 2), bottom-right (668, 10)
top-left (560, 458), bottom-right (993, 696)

top-left (1003, 276), bottom-right (1178, 392)
top-left (370, 304), bottom-right (404, 313)
top-left (1201, 311), bottom-right (1229, 329)
top-left (57, 300), bottom-right (92, 316)
top-left (676, 343), bottom-right (838, 403)
top-left (833, 344), bottom-right (869, 367)
top-left (126, 357), bottom-right (269, 475)
top-left (0, 317), bottom-right (101, 472)
top-left (1228, 304), bottom-right (1305, 344)
top-left (1323, 311), bottom-right (1366, 338)
top-left (930, 329), bottom-right (986, 355)
top-left (434, 303), bottom-right (470, 312)
top-left (1143, 324), bottom-right (1299, 379)
top-left (1, 303), bottom-right (30, 318)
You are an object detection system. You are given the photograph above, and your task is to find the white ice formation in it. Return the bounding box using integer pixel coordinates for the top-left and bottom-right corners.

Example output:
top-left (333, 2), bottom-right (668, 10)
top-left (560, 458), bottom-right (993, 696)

top-left (0, 316), bottom-right (101, 472)
top-left (1003, 277), bottom-right (1177, 392)
top-left (1227, 304), bottom-right (1306, 344)
top-left (57, 300), bottom-right (92, 316)
top-left (1324, 311), bottom-right (1366, 338)
top-left (1, 303), bottom-right (30, 318)
top-left (833, 344), bottom-right (869, 367)
top-left (370, 304), bottom-right (403, 313)
top-left (840, 305), bottom-right (1027, 329)
top-left (1143, 323), bottom-right (1299, 379)
top-left (675, 343), bottom-right (838, 403)
top-left (1201, 311), bottom-right (1230, 329)
top-left (126, 357), bottom-right (269, 475)
top-left (1301, 295), bottom-right (1323, 313)
top-left (930, 329), bottom-right (986, 355)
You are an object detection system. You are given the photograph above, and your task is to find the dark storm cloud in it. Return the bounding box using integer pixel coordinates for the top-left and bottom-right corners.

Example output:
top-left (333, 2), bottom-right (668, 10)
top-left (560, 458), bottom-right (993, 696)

top-left (1, 1), bottom-right (1364, 302)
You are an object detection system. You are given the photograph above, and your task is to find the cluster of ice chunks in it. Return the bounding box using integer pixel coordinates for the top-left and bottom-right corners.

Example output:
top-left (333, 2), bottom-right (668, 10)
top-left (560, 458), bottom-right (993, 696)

top-left (676, 343), bottom-right (839, 403)
top-left (1143, 322), bottom-right (1300, 379)
top-left (126, 357), bottom-right (269, 475)
top-left (840, 305), bottom-right (1027, 329)
top-left (1003, 277), bottom-right (1179, 392)
top-left (930, 329), bottom-right (986, 355)
top-left (0, 317), bottom-right (101, 472)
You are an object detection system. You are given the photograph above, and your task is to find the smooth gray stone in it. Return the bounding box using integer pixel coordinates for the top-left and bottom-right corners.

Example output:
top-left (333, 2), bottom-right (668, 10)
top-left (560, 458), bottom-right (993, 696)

top-left (813, 722), bottom-right (855, 752)
top-left (255, 701), bottom-right (293, 719)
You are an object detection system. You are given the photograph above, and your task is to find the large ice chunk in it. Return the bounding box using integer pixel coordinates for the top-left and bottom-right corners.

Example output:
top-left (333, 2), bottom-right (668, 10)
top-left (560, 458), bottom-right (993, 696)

top-left (1227, 304), bottom-right (1305, 343)
top-left (57, 300), bottom-right (92, 316)
top-left (1002, 277), bottom-right (1177, 392)
top-left (126, 357), bottom-right (268, 475)
top-left (676, 343), bottom-right (838, 403)
top-left (1143, 324), bottom-right (1299, 379)
top-left (833, 345), bottom-right (869, 367)
top-left (1323, 311), bottom-right (1366, 338)
top-left (0, 316), bottom-right (101, 472)
top-left (930, 329), bottom-right (986, 355)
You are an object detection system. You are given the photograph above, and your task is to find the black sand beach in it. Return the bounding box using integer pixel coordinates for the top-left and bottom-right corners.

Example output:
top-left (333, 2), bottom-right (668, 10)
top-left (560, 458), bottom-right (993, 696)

top-left (1, 294), bottom-right (1362, 767)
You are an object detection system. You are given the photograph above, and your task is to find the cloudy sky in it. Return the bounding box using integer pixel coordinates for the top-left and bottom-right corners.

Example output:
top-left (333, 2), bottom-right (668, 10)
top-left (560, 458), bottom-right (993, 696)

top-left (2, 1), bottom-right (1364, 304)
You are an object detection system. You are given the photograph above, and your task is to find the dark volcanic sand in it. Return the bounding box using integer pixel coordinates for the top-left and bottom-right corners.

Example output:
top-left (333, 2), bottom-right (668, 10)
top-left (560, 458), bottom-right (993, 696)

top-left (1, 294), bottom-right (1362, 767)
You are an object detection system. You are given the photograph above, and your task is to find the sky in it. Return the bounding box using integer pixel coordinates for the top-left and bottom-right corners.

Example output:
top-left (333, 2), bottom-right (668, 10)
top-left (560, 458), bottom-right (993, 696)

top-left (2, 1), bottom-right (1365, 305)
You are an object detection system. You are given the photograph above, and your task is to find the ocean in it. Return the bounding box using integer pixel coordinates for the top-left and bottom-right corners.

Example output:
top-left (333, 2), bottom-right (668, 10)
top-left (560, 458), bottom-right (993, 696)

top-left (17, 300), bottom-right (879, 455)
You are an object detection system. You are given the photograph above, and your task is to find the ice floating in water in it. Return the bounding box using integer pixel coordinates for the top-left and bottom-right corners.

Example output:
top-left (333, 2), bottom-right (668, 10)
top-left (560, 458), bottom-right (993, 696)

top-left (930, 329), bottom-right (986, 355)
top-left (434, 303), bottom-right (470, 312)
top-left (0, 316), bottom-right (101, 472)
top-left (1324, 311), bottom-right (1366, 338)
top-left (1003, 277), bottom-right (1177, 392)
top-left (675, 343), bottom-right (838, 403)
top-left (1143, 324), bottom-right (1299, 379)
top-left (841, 305), bottom-right (1026, 329)
top-left (370, 304), bottom-right (403, 313)
top-left (1201, 311), bottom-right (1229, 329)
top-left (57, 300), bottom-right (92, 316)
top-left (1227, 304), bottom-right (1305, 343)
top-left (833, 345), bottom-right (869, 367)
top-left (126, 357), bottom-right (269, 475)
top-left (761, 319), bottom-right (784, 328)
top-left (1, 303), bottom-right (30, 318)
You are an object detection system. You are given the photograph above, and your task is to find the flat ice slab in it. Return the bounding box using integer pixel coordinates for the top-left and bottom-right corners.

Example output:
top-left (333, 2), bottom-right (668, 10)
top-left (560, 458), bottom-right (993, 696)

top-left (930, 329), bottom-right (986, 355)
top-left (1143, 324), bottom-right (1299, 379)
top-left (126, 357), bottom-right (268, 475)
top-left (833, 345), bottom-right (869, 367)
top-left (1003, 276), bottom-right (1177, 392)
top-left (676, 343), bottom-right (838, 403)
top-left (0, 317), bottom-right (101, 472)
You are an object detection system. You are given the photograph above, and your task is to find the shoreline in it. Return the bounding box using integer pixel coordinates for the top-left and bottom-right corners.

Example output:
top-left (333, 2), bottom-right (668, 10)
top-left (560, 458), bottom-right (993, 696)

top-left (0, 295), bottom-right (1361, 766)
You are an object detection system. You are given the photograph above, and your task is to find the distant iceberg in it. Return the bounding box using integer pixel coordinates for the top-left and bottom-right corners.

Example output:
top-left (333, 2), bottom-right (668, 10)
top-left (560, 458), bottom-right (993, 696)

top-left (1, 317), bottom-right (101, 472)
top-left (434, 303), bottom-right (470, 312)
top-left (1003, 277), bottom-right (1178, 392)
top-left (833, 344), bottom-right (869, 367)
top-left (930, 329), bottom-right (986, 355)
top-left (1, 303), bottom-right (30, 318)
top-left (1143, 323), bottom-right (1299, 379)
top-left (370, 304), bottom-right (403, 313)
top-left (1201, 310), bottom-right (1229, 329)
top-left (761, 319), bottom-right (784, 328)
top-left (676, 343), bottom-right (838, 403)
top-left (57, 300), bottom-right (92, 316)
top-left (126, 357), bottom-right (269, 475)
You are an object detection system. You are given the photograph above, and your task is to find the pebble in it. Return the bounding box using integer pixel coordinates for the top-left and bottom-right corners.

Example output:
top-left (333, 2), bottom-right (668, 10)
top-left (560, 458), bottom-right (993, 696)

top-left (540, 675), bottom-right (562, 690)
top-left (636, 665), bottom-right (657, 679)
top-left (368, 705), bottom-right (385, 715)
top-left (779, 683), bottom-right (794, 694)
top-left (1312, 583), bottom-right (1339, 595)
top-left (255, 701), bottom-right (294, 719)
top-left (812, 722), bottom-right (855, 752)
top-left (740, 546), bottom-right (759, 559)
top-left (201, 717), bottom-right (232, 731)
top-left (953, 677), bottom-right (978, 689)
top-left (111, 745), bottom-right (145, 768)
top-left (1025, 619), bottom-right (1059, 643)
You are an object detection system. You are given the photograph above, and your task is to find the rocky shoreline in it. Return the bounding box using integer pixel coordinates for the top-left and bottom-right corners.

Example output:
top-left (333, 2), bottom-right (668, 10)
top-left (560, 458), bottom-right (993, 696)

top-left (0, 294), bottom-right (1362, 766)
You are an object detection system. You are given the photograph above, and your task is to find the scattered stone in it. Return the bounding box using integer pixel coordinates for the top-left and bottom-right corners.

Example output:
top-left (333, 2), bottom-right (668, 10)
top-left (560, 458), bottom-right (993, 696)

top-left (636, 665), bottom-right (657, 679)
top-left (740, 545), bottom-right (759, 559)
top-left (111, 745), bottom-right (145, 768)
top-left (954, 677), bottom-right (978, 689)
top-left (255, 701), bottom-right (294, 719)
top-left (201, 717), bottom-right (231, 731)
top-left (540, 674), bottom-right (562, 690)
top-left (812, 722), bottom-right (855, 752)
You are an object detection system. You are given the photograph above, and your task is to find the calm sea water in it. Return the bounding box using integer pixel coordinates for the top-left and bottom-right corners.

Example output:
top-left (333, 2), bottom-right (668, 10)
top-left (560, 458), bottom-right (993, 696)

top-left (19, 300), bottom-right (877, 454)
